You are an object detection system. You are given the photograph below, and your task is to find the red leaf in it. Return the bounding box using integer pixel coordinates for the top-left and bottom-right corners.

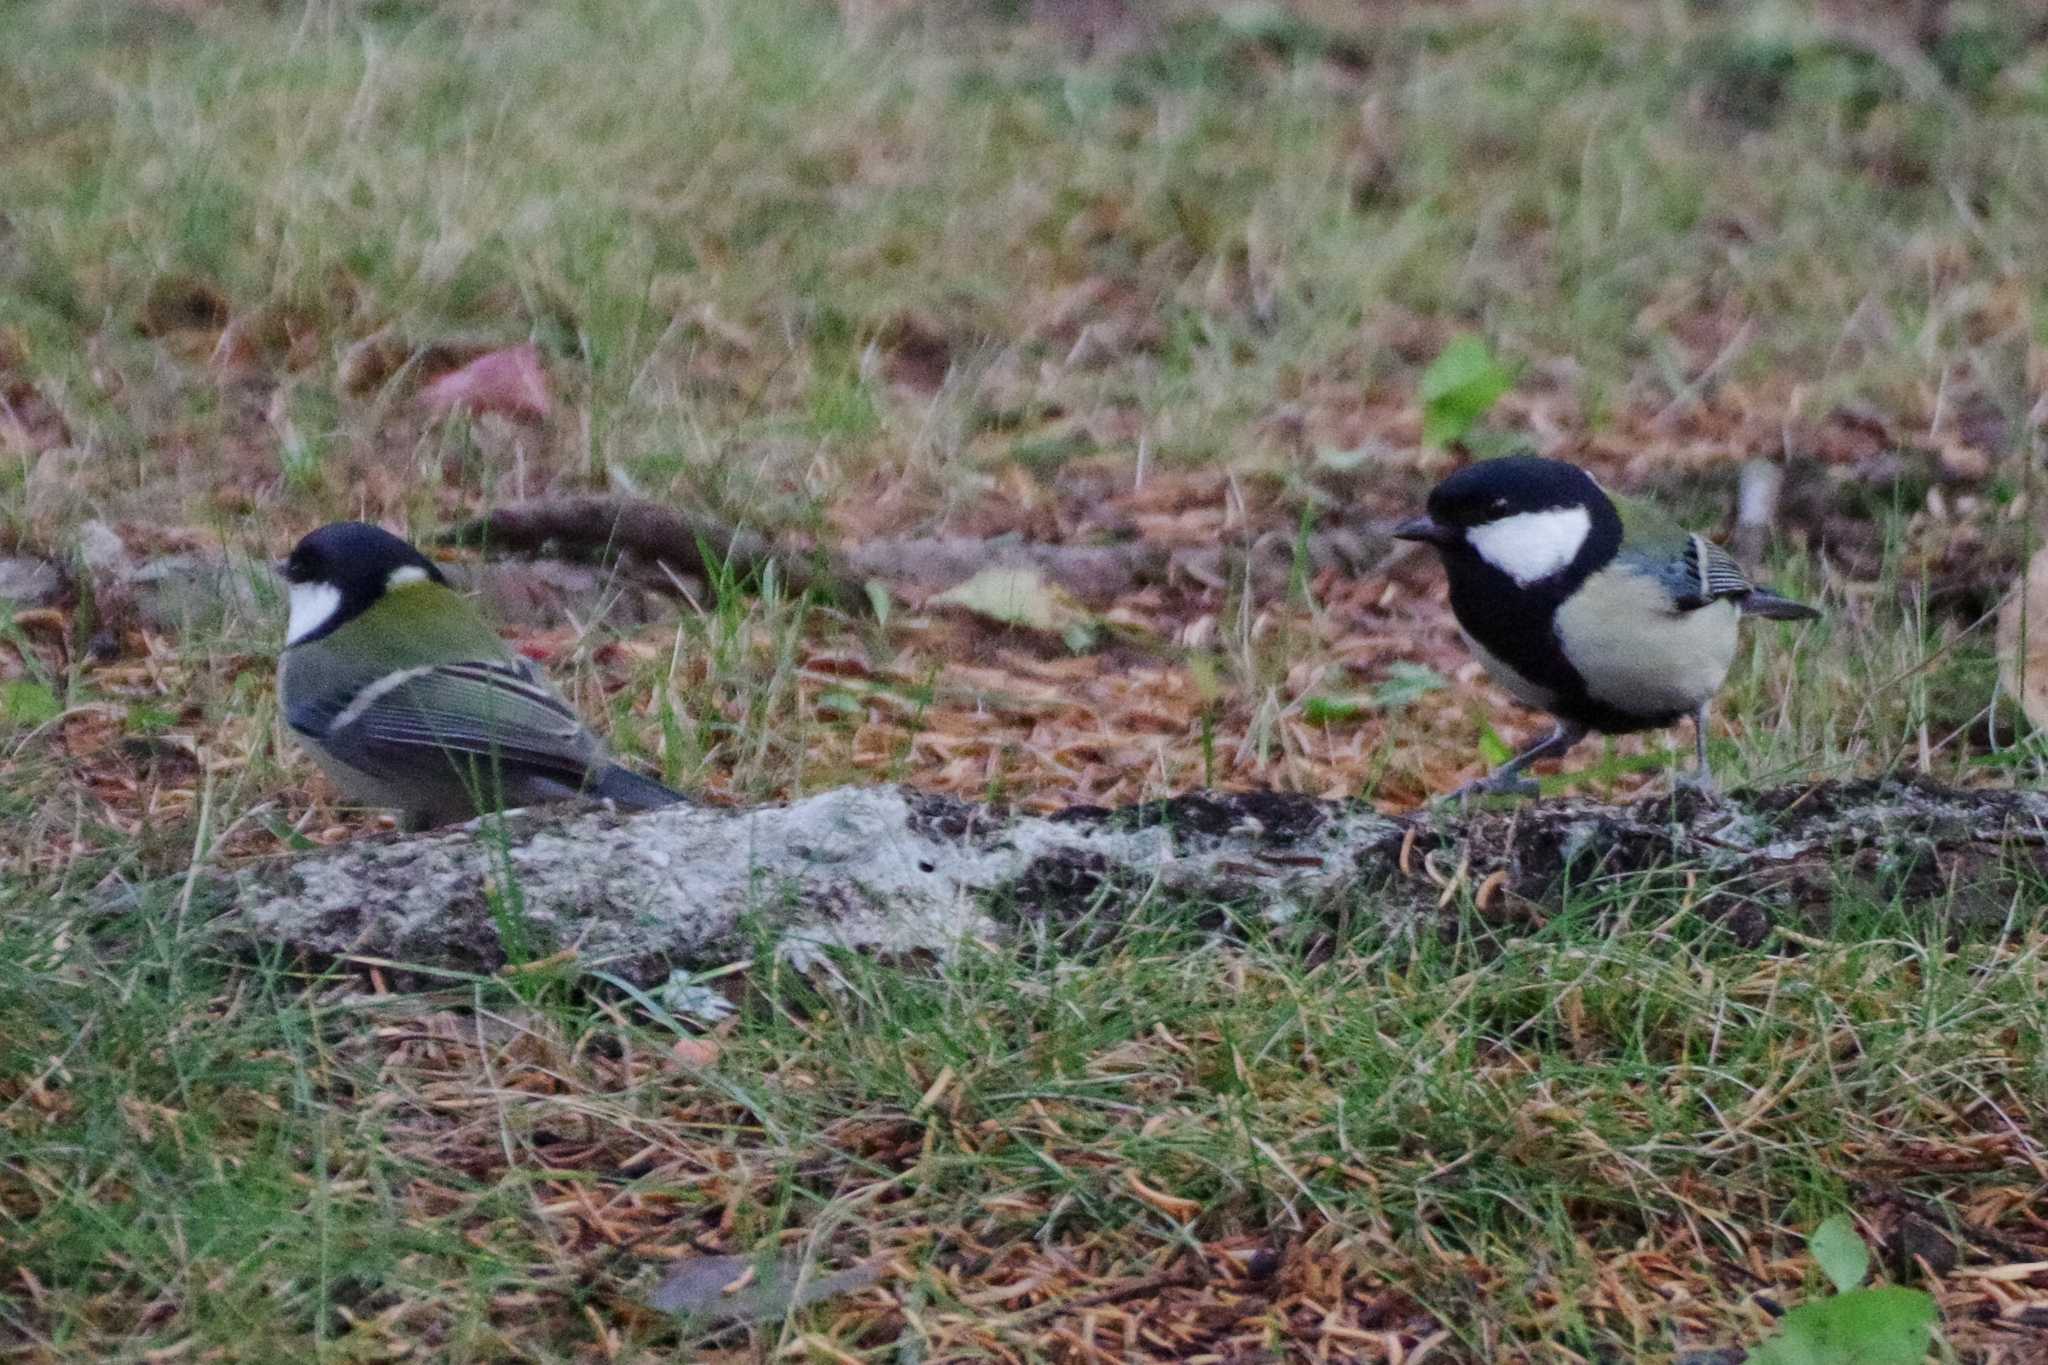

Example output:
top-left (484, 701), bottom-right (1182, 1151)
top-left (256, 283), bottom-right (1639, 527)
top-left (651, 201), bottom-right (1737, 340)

top-left (420, 343), bottom-right (551, 421)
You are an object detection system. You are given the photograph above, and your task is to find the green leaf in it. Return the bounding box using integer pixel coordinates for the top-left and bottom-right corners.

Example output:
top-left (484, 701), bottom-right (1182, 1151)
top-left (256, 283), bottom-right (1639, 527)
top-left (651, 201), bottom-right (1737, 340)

top-left (1303, 696), bottom-right (1366, 725)
top-left (262, 815), bottom-right (320, 852)
top-left (1371, 662), bottom-right (1448, 709)
top-left (1009, 430), bottom-right (1095, 473)
top-left (1303, 664), bottom-right (1448, 726)
top-left (126, 703), bottom-right (178, 735)
top-left (1217, 2), bottom-right (1300, 43)
top-left (1462, 429), bottom-right (1538, 462)
top-left (1747, 1287), bottom-right (1938, 1365)
top-left (1476, 721), bottom-right (1513, 769)
top-left (3, 680), bottom-right (62, 728)
top-left (863, 579), bottom-right (894, 628)
top-left (1314, 441), bottom-right (1385, 473)
top-left (814, 689), bottom-right (862, 719)
top-left (1420, 335), bottom-right (1515, 447)
top-left (1811, 1214), bottom-right (1871, 1294)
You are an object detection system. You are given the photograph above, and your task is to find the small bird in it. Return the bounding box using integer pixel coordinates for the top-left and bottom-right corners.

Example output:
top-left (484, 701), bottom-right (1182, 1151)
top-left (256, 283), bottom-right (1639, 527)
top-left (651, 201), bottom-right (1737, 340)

top-left (275, 521), bottom-right (684, 829)
top-left (1393, 456), bottom-right (1818, 799)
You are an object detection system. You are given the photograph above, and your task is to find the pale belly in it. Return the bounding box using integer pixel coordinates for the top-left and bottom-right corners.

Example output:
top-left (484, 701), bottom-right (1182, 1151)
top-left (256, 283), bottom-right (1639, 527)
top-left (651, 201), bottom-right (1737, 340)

top-left (1555, 576), bottom-right (1739, 718)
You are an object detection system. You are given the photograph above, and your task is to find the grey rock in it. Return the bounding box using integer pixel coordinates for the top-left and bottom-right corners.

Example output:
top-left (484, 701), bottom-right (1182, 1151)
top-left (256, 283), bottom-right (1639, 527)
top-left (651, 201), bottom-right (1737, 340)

top-left (645, 1253), bottom-right (882, 1325)
top-left (127, 554), bottom-right (263, 632)
top-left (75, 520), bottom-right (130, 578)
top-left (0, 556), bottom-right (60, 606)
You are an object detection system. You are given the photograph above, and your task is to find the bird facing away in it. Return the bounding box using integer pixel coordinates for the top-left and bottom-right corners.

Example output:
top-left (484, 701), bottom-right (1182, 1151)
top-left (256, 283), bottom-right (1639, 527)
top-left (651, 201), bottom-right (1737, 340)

top-left (275, 522), bottom-right (684, 829)
top-left (1393, 456), bottom-right (1819, 799)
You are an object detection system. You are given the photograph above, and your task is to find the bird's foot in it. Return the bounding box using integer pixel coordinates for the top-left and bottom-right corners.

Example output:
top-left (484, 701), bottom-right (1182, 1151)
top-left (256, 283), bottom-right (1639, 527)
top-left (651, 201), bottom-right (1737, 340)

top-left (1658, 769), bottom-right (1723, 818)
top-left (1440, 774), bottom-right (1542, 806)
top-left (1673, 768), bottom-right (1720, 799)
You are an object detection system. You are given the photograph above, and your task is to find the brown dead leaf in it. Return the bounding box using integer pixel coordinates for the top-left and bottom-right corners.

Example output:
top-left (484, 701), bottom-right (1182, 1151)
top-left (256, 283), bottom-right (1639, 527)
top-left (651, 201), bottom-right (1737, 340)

top-left (136, 276), bottom-right (229, 338)
top-left (670, 1037), bottom-right (721, 1069)
top-left (1123, 1170), bottom-right (1202, 1222)
top-left (337, 327), bottom-right (409, 395)
top-left (0, 332), bottom-right (73, 456)
top-left (879, 312), bottom-right (954, 394)
top-left (1938, 440), bottom-right (1992, 484)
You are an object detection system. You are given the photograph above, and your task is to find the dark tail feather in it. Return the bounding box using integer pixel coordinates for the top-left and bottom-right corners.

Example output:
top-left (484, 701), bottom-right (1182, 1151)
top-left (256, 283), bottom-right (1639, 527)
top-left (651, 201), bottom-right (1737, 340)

top-left (589, 763), bottom-right (686, 810)
top-left (1740, 590), bottom-right (1821, 622)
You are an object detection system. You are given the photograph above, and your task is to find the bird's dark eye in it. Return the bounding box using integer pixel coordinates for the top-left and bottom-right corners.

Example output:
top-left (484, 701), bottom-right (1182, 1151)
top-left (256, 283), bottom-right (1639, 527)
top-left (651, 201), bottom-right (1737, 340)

top-left (1490, 497), bottom-right (1509, 513)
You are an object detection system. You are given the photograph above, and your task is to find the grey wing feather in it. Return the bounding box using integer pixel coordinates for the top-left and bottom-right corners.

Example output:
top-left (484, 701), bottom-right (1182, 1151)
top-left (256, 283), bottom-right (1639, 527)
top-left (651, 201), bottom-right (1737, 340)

top-left (1664, 535), bottom-right (1820, 620)
top-left (319, 660), bottom-right (604, 779)
top-left (1671, 535), bottom-right (1753, 611)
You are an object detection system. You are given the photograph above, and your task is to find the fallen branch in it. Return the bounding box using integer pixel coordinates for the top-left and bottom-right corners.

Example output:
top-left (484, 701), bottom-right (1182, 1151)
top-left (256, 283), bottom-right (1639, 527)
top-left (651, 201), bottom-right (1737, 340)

top-left (218, 779), bottom-right (2048, 987)
top-left (440, 497), bottom-right (871, 611)
top-left (838, 535), bottom-right (1170, 601)
top-left (444, 497), bottom-right (1399, 608)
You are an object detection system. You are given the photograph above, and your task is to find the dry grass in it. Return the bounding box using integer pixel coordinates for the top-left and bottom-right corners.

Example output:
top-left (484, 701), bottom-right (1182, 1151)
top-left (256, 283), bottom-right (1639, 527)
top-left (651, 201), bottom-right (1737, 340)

top-left (6, 0), bottom-right (2048, 1359)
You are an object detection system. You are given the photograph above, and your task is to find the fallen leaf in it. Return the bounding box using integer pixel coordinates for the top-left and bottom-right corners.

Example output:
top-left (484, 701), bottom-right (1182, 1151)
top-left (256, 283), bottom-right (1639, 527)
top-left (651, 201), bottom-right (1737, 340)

top-left (337, 327), bottom-right (406, 395)
top-left (136, 275), bottom-right (228, 338)
top-left (1809, 1213), bottom-right (1870, 1293)
top-left (1938, 440), bottom-right (1991, 483)
top-left (421, 343), bottom-right (551, 421)
top-left (930, 566), bottom-right (1097, 647)
top-left (1746, 1286), bottom-right (1936, 1365)
top-left (1371, 661), bottom-right (1449, 709)
top-left (659, 975), bottom-right (738, 1024)
top-left (1123, 1170), bottom-right (1202, 1222)
top-left (670, 1036), bottom-right (720, 1068)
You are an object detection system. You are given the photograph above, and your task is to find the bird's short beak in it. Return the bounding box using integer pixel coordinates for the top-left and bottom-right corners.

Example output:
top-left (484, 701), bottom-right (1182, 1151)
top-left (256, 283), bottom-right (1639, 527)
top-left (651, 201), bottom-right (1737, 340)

top-left (271, 558), bottom-right (291, 579)
top-left (1391, 514), bottom-right (1452, 545)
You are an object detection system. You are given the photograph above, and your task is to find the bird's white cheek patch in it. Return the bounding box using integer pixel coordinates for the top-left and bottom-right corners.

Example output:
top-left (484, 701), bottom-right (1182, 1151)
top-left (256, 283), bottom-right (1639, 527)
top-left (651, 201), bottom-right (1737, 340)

top-left (285, 582), bottom-right (342, 645)
top-left (1468, 506), bottom-right (1592, 586)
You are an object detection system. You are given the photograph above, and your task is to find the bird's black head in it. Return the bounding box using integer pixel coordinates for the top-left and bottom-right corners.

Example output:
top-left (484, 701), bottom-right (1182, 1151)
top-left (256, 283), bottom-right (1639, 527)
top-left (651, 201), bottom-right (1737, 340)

top-left (1421, 456), bottom-right (1603, 533)
top-left (1393, 456), bottom-right (1618, 590)
top-left (277, 522), bottom-right (445, 646)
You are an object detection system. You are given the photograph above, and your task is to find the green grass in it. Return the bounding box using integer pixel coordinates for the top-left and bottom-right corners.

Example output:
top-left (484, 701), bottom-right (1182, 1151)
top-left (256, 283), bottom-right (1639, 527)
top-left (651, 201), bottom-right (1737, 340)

top-left (6, 0), bottom-right (2048, 1358)
top-left (5, 866), bottom-right (2042, 1358)
top-left (5, 0), bottom-right (2048, 533)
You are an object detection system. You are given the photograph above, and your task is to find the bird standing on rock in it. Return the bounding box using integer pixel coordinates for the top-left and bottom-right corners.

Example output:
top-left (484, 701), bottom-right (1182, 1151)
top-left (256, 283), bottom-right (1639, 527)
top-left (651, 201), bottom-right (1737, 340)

top-left (1393, 456), bottom-right (1819, 800)
top-left (275, 521), bottom-right (684, 829)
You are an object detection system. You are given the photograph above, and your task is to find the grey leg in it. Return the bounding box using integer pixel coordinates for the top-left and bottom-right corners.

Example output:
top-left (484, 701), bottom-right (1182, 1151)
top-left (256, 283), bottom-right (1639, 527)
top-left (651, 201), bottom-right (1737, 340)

top-left (1445, 721), bottom-right (1587, 802)
top-left (1676, 703), bottom-right (1717, 795)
